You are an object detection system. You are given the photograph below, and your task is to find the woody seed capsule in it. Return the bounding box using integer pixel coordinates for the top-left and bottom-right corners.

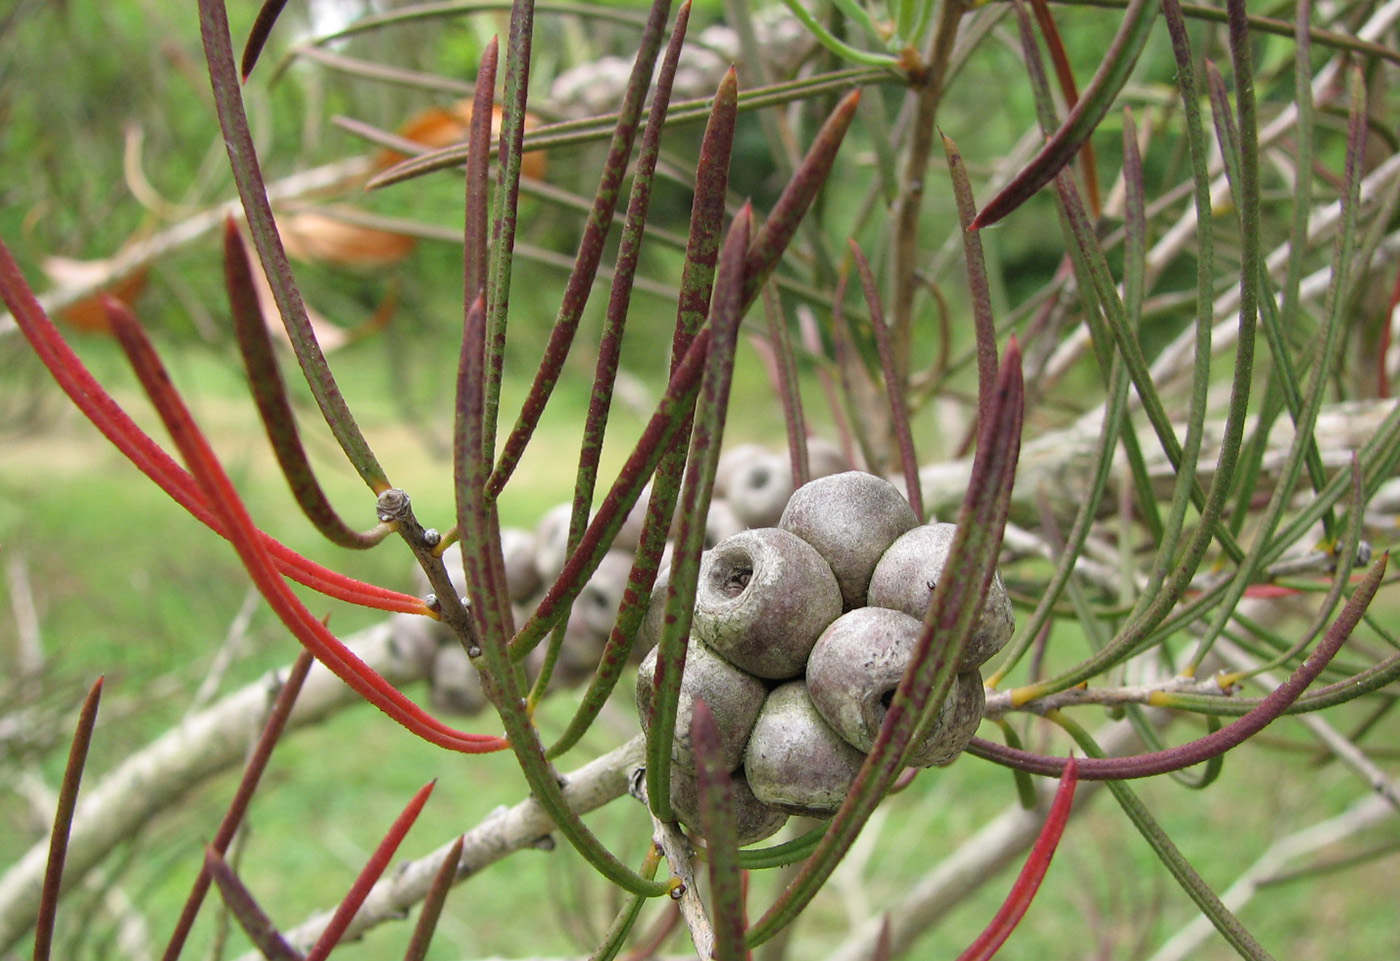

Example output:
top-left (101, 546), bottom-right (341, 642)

top-left (779, 471), bottom-right (920, 609)
top-left (866, 523), bottom-right (1014, 670)
top-left (692, 528), bottom-right (842, 679)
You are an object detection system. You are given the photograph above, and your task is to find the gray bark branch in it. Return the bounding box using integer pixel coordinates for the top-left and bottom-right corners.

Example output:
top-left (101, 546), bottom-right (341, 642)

top-left (259, 736), bottom-right (648, 957)
top-left (0, 613), bottom-right (438, 953)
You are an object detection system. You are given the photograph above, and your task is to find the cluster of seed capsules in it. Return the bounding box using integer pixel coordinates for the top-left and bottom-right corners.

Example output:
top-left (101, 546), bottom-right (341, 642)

top-left (424, 440), bottom-right (850, 712)
top-left (423, 444), bottom-right (1013, 848)
top-left (635, 469), bottom-right (1014, 844)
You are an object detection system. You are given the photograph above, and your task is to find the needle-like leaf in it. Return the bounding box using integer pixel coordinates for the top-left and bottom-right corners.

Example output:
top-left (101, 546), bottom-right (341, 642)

top-left (33, 677), bottom-right (103, 961)
top-left (369, 68), bottom-right (889, 189)
top-left (743, 88), bottom-right (860, 305)
top-left (104, 298), bottom-right (507, 754)
top-left (532, 0), bottom-right (694, 706)
top-left (1027, 0), bottom-right (1101, 216)
top-left (761, 281), bottom-right (810, 487)
top-left (692, 700), bottom-right (748, 961)
top-left (224, 219), bottom-right (392, 551)
top-left (972, 0), bottom-right (1157, 229)
top-left (454, 291), bottom-right (514, 659)
top-left (970, 553), bottom-right (1388, 779)
top-left (0, 238), bottom-right (429, 615)
top-left (587, 846), bottom-right (662, 961)
top-left (463, 38), bottom-right (498, 309)
top-left (401, 836), bottom-right (464, 961)
top-left (458, 297), bottom-right (674, 896)
top-left (205, 849), bottom-right (303, 961)
top-left (941, 131), bottom-right (999, 419)
top-left (161, 652), bottom-right (315, 961)
top-left (955, 757), bottom-right (1079, 961)
top-left (957, 762), bottom-right (1075, 961)
top-left (486, 0), bottom-right (676, 496)
top-left (647, 206), bottom-right (752, 821)
top-left (737, 827), bottom-right (824, 870)
top-left (199, 0), bottom-right (390, 491)
top-left (305, 781), bottom-right (437, 961)
top-left (776, 0), bottom-right (900, 68)
top-left (547, 65), bottom-right (739, 758)
top-left (241, 0), bottom-right (290, 80)
top-left (478, 0), bottom-right (542, 467)
top-left (452, 36), bottom-right (514, 650)
top-left (850, 240), bottom-right (921, 518)
top-left (1053, 713), bottom-right (1276, 960)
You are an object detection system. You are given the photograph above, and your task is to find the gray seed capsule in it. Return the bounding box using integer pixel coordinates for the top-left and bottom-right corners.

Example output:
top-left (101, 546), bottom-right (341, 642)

top-left (806, 607), bottom-right (985, 766)
top-left (744, 681), bottom-right (866, 817)
top-left (723, 450), bottom-right (794, 529)
top-left (637, 565), bottom-right (670, 654)
top-left (667, 766), bottom-right (790, 846)
top-left (428, 642), bottom-right (486, 716)
top-left (570, 549), bottom-right (634, 643)
top-left (499, 527), bottom-right (542, 603)
top-left (532, 502), bottom-right (576, 584)
top-left (692, 528), bottom-right (842, 679)
top-left (636, 641), bottom-right (766, 773)
top-left (779, 471), bottom-right (920, 609)
top-left (804, 437), bottom-right (852, 481)
top-left (866, 523), bottom-right (1014, 670)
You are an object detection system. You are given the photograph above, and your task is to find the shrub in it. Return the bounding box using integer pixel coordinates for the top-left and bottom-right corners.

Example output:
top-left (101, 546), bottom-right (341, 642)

top-left (2, 1), bottom-right (1398, 959)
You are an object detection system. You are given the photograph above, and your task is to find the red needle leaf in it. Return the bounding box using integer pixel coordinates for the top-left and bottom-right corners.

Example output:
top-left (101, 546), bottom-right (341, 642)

top-left (0, 237), bottom-right (429, 616)
top-left (103, 297), bottom-right (506, 754)
top-left (306, 781), bottom-right (437, 961)
top-left (957, 756), bottom-right (1080, 961)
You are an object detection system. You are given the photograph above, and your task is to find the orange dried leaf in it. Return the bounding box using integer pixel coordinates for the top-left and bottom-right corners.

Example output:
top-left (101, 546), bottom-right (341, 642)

top-left (379, 101), bottom-right (546, 181)
top-left (278, 210), bottom-right (417, 268)
top-left (228, 220), bottom-right (351, 352)
top-left (404, 105), bottom-right (467, 150)
top-left (45, 257), bottom-right (148, 334)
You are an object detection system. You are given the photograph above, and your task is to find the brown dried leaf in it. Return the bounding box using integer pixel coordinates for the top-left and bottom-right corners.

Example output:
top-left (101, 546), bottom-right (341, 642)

top-left (278, 211), bottom-right (417, 268)
top-left (44, 256), bottom-right (148, 335)
top-left (377, 101), bottom-right (547, 181)
top-left (228, 221), bottom-right (350, 353)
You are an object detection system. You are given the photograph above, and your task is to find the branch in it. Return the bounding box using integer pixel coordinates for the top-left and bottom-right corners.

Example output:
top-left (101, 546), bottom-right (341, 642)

top-left (649, 814), bottom-right (710, 961)
top-left (917, 398), bottom-right (1395, 524)
top-left (256, 736), bottom-right (648, 956)
top-left (984, 675), bottom-right (1233, 718)
top-left (629, 767), bottom-right (710, 961)
top-left (0, 614), bottom-right (438, 954)
top-left (0, 158), bottom-right (371, 336)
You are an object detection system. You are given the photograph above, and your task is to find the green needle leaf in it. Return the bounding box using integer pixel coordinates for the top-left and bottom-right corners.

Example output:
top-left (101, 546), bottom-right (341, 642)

top-left (197, 0), bottom-right (390, 492)
top-left (693, 700), bottom-right (748, 961)
top-left (972, 0), bottom-right (1158, 228)
top-left (1052, 712), bottom-right (1277, 961)
top-left (647, 207), bottom-right (753, 821)
top-left (223, 220), bottom-right (392, 551)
